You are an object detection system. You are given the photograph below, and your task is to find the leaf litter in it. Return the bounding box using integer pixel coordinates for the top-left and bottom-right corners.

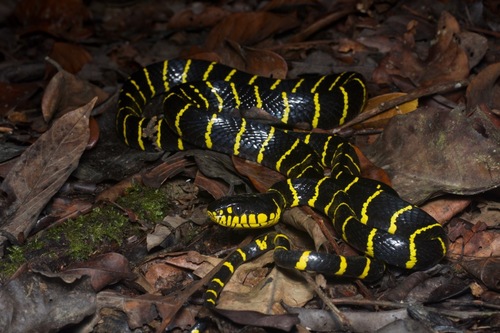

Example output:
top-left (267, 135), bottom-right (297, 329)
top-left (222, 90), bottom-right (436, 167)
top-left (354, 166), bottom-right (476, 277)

top-left (0, 0), bottom-right (499, 332)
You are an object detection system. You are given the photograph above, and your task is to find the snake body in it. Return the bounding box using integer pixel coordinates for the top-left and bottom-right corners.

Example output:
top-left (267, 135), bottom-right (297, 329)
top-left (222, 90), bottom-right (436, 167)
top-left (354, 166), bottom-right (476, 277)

top-left (117, 59), bottom-right (447, 309)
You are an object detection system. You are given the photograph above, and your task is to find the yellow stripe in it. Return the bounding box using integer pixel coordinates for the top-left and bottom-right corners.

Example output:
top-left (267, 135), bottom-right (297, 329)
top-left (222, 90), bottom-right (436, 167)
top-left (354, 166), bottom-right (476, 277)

top-left (303, 133), bottom-right (311, 144)
top-left (320, 135), bottom-right (332, 166)
top-left (257, 127), bottom-right (274, 164)
top-left (143, 68), bottom-right (155, 97)
top-left (357, 258), bottom-right (372, 279)
top-left (360, 187), bottom-right (383, 224)
top-left (174, 104), bottom-right (191, 136)
top-left (233, 118), bottom-right (247, 155)
top-left (311, 93), bottom-right (320, 128)
top-left (270, 79), bottom-right (281, 90)
top-left (206, 81), bottom-right (224, 111)
top-left (136, 117), bottom-right (145, 150)
top-left (307, 177), bottom-right (328, 207)
top-left (276, 139), bottom-right (301, 175)
top-left (281, 91), bottom-right (290, 123)
top-left (193, 85), bottom-right (210, 109)
top-left (343, 176), bottom-right (359, 191)
top-left (365, 228), bottom-right (377, 257)
top-left (324, 189), bottom-right (343, 216)
top-left (237, 248), bottom-right (247, 262)
top-left (330, 73), bottom-right (344, 90)
top-left (181, 59), bottom-right (191, 83)
top-left (310, 76), bottom-right (326, 93)
top-left (177, 137), bottom-right (184, 150)
top-left (292, 78), bottom-right (304, 93)
top-left (295, 251), bottom-right (311, 270)
top-left (129, 80), bottom-right (146, 104)
top-left (255, 236), bottom-right (270, 250)
top-left (230, 82), bottom-right (241, 108)
top-left (338, 86), bottom-right (349, 125)
top-left (286, 179), bottom-right (300, 207)
top-left (202, 62), bottom-right (216, 80)
top-left (156, 118), bottom-right (163, 149)
top-left (212, 278), bottom-right (224, 287)
top-left (205, 113), bottom-right (217, 149)
top-left (406, 223), bottom-right (446, 269)
top-left (254, 85), bottom-right (262, 108)
top-left (223, 261), bottom-right (234, 273)
top-left (224, 69), bottom-right (237, 81)
top-left (335, 256), bottom-right (347, 276)
top-left (339, 209), bottom-right (356, 240)
top-left (206, 289), bottom-right (217, 298)
top-left (122, 114), bottom-right (132, 146)
top-left (248, 75), bottom-right (258, 85)
top-left (162, 61), bottom-right (169, 91)
top-left (388, 205), bottom-right (413, 234)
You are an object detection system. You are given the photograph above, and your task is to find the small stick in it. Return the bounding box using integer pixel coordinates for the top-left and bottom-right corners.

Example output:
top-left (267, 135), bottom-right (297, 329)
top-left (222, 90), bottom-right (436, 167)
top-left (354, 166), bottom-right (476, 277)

top-left (333, 79), bottom-right (469, 133)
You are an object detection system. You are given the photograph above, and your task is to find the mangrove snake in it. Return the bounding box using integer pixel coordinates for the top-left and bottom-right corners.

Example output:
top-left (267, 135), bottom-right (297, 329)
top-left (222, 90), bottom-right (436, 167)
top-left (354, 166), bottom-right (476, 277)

top-left (116, 58), bottom-right (447, 312)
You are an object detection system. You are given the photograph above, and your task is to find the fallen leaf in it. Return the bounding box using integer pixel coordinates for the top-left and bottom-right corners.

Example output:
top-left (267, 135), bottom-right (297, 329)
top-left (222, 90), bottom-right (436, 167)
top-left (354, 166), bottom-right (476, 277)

top-left (0, 98), bottom-right (96, 243)
top-left (364, 106), bottom-right (500, 203)
top-left (205, 11), bottom-right (300, 50)
top-left (466, 62), bottom-right (500, 111)
top-left (63, 252), bottom-right (134, 292)
top-left (41, 70), bottom-right (108, 122)
top-left (0, 271), bottom-right (96, 333)
top-left (47, 42), bottom-right (92, 75)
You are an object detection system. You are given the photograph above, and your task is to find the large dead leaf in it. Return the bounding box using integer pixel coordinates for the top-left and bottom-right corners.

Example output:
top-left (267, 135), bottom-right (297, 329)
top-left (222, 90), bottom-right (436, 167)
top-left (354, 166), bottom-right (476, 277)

top-left (217, 252), bottom-right (314, 312)
top-left (0, 271), bottom-right (96, 333)
top-left (364, 106), bottom-right (500, 203)
top-left (42, 70), bottom-right (108, 122)
top-left (0, 98), bottom-right (96, 243)
top-left (205, 11), bottom-right (300, 50)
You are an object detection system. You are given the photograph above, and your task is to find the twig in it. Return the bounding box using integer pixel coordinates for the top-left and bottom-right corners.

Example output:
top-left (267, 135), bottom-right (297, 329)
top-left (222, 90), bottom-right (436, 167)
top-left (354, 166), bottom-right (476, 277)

top-left (300, 271), bottom-right (352, 331)
top-left (333, 79), bottom-right (469, 133)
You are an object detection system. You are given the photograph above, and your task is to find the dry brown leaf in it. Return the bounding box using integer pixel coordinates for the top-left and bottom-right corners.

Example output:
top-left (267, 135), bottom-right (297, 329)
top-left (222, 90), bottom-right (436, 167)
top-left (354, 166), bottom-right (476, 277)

top-left (0, 98), bottom-right (96, 243)
top-left (47, 42), bottom-right (92, 75)
top-left (63, 253), bottom-right (134, 292)
top-left (466, 62), bottom-right (500, 111)
top-left (205, 11), bottom-right (300, 50)
top-left (218, 42), bottom-right (288, 79)
top-left (41, 70), bottom-right (108, 122)
top-left (0, 271), bottom-right (96, 333)
top-left (217, 252), bottom-right (315, 311)
top-left (365, 106), bottom-right (500, 203)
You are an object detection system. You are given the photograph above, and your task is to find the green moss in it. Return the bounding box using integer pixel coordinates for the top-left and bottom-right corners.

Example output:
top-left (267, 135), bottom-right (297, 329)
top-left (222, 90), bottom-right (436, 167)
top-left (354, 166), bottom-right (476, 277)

top-left (0, 183), bottom-right (177, 282)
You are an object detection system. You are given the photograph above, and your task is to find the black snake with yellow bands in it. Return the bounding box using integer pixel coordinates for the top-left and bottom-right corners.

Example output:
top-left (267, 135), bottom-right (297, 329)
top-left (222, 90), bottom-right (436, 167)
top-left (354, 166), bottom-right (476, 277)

top-left (117, 59), bottom-right (447, 309)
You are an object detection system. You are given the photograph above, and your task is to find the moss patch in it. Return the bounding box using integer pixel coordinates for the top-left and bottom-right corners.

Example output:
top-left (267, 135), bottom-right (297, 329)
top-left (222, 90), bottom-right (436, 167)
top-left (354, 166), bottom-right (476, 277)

top-left (0, 183), bottom-right (177, 281)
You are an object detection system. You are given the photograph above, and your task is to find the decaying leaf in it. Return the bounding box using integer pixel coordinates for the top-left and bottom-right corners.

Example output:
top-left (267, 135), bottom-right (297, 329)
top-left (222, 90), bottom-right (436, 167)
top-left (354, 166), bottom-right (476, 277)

top-left (0, 271), bottom-right (96, 333)
top-left (205, 11), bottom-right (300, 50)
top-left (365, 106), bottom-right (500, 203)
top-left (42, 70), bottom-right (108, 122)
top-left (217, 252), bottom-right (315, 312)
top-left (466, 62), bottom-right (500, 111)
top-left (0, 98), bottom-right (96, 243)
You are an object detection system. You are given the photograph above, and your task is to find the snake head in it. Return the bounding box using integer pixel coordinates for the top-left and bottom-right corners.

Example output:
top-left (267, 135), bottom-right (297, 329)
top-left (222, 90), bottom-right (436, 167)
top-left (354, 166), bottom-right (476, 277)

top-left (207, 192), bottom-right (284, 229)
